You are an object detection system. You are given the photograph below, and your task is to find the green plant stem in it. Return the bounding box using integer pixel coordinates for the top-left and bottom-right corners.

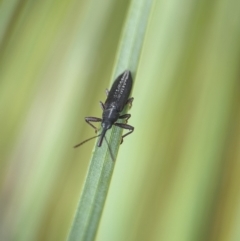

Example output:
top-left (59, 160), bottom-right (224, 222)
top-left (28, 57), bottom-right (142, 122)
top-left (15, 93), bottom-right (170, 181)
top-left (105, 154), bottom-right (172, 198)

top-left (68, 0), bottom-right (153, 240)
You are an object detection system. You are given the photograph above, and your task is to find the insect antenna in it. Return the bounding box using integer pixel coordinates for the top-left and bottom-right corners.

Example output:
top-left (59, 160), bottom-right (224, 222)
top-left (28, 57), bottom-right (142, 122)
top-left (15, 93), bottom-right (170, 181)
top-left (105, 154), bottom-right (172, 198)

top-left (74, 133), bottom-right (102, 148)
top-left (103, 136), bottom-right (115, 162)
top-left (74, 132), bottom-right (115, 161)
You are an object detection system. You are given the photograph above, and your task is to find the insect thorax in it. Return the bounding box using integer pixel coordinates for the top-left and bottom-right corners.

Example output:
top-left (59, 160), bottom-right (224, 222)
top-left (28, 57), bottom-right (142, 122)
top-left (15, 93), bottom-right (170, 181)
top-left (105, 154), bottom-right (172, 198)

top-left (102, 106), bottom-right (119, 123)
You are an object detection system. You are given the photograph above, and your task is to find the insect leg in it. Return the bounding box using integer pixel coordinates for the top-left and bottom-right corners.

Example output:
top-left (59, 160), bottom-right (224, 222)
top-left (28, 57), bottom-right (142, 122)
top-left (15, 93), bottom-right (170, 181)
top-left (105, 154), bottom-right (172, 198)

top-left (114, 123), bottom-right (134, 144)
top-left (105, 89), bottom-right (109, 96)
top-left (99, 101), bottom-right (105, 110)
top-left (125, 97), bottom-right (134, 108)
top-left (119, 114), bottom-right (131, 123)
top-left (85, 117), bottom-right (102, 133)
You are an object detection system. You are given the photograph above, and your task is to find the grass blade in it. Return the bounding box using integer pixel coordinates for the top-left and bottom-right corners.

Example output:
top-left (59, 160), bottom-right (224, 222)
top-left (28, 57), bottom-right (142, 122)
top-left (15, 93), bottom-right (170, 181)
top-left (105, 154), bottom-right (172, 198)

top-left (68, 0), bottom-right (153, 240)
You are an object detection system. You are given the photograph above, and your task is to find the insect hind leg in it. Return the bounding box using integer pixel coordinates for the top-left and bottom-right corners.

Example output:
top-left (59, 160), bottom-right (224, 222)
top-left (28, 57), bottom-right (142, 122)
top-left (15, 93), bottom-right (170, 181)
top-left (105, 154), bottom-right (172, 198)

top-left (125, 97), bottom-right (134, 108)
top-left (105, 89), bottom-right (109, 96)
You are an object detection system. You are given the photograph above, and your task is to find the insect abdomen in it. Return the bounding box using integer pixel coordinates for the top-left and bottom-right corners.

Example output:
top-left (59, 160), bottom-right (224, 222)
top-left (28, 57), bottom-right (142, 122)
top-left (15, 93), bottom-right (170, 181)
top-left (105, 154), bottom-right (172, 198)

top-left (105, 70), bottom-right (132, 111)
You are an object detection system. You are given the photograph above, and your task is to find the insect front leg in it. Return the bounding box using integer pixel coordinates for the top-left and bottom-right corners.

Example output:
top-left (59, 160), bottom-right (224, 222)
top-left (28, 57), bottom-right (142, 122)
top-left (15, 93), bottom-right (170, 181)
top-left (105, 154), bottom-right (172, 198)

top-left (85, 117), bottom-right (102, 133)
top-left (119, 114), bottom-right (131, 123)
top-left (114, 123), bottom-right (134, 144)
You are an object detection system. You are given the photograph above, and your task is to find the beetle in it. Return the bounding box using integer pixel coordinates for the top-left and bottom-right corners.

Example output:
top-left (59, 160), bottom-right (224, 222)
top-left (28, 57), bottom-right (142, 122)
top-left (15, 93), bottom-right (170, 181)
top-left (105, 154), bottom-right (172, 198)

top-left (74, 70), bottom-right (134, 148)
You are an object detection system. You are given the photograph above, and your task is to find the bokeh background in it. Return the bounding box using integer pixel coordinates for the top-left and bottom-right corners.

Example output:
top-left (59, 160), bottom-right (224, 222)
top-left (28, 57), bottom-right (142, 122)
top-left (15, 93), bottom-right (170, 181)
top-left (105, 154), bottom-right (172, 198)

top-left (1, 0), bottom-right (240, 241)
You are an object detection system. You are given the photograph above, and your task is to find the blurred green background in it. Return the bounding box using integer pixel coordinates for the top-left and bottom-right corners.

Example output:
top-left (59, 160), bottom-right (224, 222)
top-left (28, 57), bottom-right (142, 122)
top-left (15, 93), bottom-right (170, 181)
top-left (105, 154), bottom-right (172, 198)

top-left (1, 0), bottom-right (240, 241)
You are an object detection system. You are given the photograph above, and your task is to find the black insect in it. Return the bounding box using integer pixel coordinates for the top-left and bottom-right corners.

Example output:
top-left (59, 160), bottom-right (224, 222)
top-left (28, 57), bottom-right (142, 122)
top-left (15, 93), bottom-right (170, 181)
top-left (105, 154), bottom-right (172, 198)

top-left (74, 70), bottom-right (134, 148)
